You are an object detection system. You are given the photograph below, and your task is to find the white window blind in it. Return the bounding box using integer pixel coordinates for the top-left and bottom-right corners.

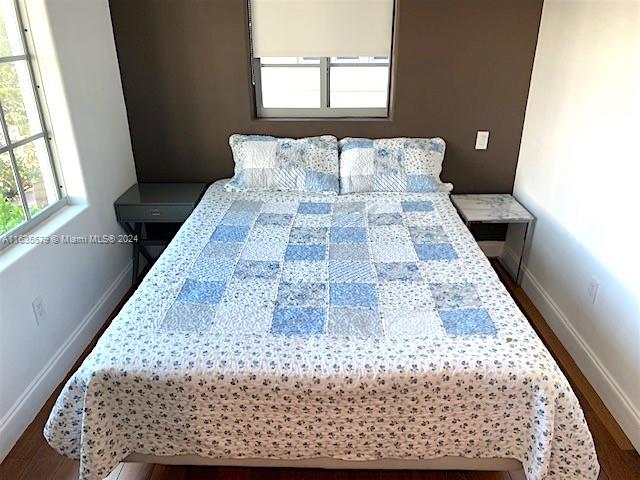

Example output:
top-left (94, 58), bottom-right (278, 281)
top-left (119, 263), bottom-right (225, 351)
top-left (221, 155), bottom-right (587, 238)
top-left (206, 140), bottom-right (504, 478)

top-left (250, 0), bottom-right (394, 58)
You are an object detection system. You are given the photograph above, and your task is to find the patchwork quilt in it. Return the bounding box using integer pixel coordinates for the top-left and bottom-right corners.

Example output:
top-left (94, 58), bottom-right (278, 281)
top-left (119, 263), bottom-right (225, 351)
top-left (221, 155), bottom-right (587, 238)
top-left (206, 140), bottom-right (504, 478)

top-left (44, 181), bottom-right (598, 480)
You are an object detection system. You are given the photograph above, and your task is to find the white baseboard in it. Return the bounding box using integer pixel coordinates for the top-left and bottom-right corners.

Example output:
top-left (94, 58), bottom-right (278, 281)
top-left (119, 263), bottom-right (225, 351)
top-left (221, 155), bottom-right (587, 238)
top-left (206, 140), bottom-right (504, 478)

top-left (0, 264), bottom-right (132, 462)
top-left (503, 247), bottom-right (640, 452)
top-left (478, 240), bottom-right (504, 258)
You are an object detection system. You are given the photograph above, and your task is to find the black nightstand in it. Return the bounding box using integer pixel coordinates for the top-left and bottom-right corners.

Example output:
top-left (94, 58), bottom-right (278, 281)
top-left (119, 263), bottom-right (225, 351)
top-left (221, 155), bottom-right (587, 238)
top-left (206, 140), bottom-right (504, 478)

top-left (115, 183), bottom-right (208, 286)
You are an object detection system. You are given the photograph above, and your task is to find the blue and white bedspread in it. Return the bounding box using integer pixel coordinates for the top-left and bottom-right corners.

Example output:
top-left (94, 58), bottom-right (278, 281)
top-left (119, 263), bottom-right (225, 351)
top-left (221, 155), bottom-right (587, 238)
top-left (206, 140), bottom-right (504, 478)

top-left (45, 181), bottom-right (598, 480)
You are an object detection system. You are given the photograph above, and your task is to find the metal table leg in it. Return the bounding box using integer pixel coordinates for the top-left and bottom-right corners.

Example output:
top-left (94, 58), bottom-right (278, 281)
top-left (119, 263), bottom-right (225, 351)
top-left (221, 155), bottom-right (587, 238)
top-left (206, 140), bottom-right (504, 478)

top-left (515, 221), bottom-right (530, 286)
top-left (132, 222), bottom-right (140, 286)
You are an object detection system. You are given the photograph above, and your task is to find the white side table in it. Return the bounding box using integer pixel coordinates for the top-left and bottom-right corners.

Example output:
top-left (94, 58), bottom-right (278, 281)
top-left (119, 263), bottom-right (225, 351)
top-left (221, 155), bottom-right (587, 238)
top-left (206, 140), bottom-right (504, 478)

top-left (451, 194), bottom-right (534, 285)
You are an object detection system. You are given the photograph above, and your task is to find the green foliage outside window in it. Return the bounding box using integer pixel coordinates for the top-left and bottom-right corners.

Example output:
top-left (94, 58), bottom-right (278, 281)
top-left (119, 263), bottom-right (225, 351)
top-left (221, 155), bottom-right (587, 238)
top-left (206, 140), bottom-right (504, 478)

top-left (0, 12), bottom-right (47, 235)
top-left (0, 196), bottom-right (24, 233)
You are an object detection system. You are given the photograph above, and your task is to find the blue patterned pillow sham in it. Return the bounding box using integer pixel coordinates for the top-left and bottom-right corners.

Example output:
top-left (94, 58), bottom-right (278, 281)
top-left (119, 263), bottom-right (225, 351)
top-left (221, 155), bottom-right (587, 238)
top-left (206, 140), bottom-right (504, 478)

top-left (226, 134), bottom-right (339, 194)
top-left (338, 137), bottom-right (453, 194)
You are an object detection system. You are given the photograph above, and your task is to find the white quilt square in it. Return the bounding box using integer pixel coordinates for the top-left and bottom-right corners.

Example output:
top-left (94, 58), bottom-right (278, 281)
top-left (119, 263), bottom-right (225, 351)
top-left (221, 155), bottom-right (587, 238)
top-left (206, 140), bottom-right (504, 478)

top-left (371, 242), bottom-right (417, 262)
top-left (213, 303), bottom-right (272, 333)
top-left (382, 308), bottom-right (445, 338)
top-left (293, 214), bottom-right (332, 227)
top-left (221, 278), bottom-right (278, 308)
top-left (245, 140), bottom-right (278, 168)
top-left (262, 201), bottom-right (299, 214)
top-left (281, 261), bottom-right (328, 283)
top-left (240, 239), bottom-right (287, 261)
top-left (378, 282), bottom-right (434, 309)
top-left (342, 149), bottom-right (375, 175)
top-left (368, 225), bottom-right (411, 244)
top-left (419, 259), bottom-right (473, 283)
top-left (403, 211), bottom-right (440, 227)
top-left (367, 201), bottom-right (403, 214)
top-left (247, 225), bottom-right (290, 242)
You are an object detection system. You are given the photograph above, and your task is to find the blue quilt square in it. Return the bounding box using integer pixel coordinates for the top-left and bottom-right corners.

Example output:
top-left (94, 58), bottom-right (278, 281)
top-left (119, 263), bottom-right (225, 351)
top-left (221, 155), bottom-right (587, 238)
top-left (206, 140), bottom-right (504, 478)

top-left (401, 200), bottom-right (434, 212)
top-left (285, 244), bottom-right (326, 261)
top-left (431, 283), bottom-right (481, 309)
top-left (190, 255), bottom-right (236, 281)
top-left (277, 282), bottom-right (326, 307)
top-left (298, 202), bottom-right (332, 214)
top-left (375, 262), bottom-right (422, 282)
top-left (332, 212), bottom-right (366, 227)
top-left (415, 243), bottom-right (458, 261)
top-left (368, 213), bottom-right (404, 226)
top-left (177, 279), bottom-right (226, 305)
top-left (256, 213), bottom-right (294, 226)
top-left (289, 227), bottom-right (328, 244)
top-left (340, 138), bottom-right (374, 151)
top-left (220, 210), bottom-right (256, 226)
top-left (304, 171), bottom-right (338, 193)
top-left (271, 307), bottom-right (326, 336)
top-left (409, 226), bottom-right (449, 244)
top-left (407, 175), bottom-right (439, 192)
top-left (330, 283), bottom-right (378, 308)
top-left (330, 227), bottom-right (368, 244)
top-left (234, 260), bottom-right (281, 280)
top-left (439, 308), bottom-right (497, 336)
top-left (228, 200), bottom-right (263, 212)
top-left (329, 244), bottom-right (370, 261)
top-left (211, 225), bottom-right (249, 243)
top-left (333, 202), bottom-right (366, 213)
top-left (329, 261), bottom-right (376, 283)
top-left (328, 308), bottom-right (383, 337)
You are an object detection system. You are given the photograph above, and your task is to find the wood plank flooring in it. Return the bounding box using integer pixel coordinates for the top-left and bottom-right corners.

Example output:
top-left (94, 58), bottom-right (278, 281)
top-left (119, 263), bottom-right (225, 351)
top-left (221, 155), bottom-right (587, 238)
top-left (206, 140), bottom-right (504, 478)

top-left (1, 262), bottom-right (638, 480)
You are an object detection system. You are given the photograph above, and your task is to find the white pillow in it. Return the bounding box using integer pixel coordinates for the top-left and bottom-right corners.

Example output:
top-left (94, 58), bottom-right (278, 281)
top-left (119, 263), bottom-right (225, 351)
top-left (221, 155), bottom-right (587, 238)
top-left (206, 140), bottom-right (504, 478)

top-left (338, 137), bottom-right (453, 194)
top-left (226, 134), bottom-right (339, 194)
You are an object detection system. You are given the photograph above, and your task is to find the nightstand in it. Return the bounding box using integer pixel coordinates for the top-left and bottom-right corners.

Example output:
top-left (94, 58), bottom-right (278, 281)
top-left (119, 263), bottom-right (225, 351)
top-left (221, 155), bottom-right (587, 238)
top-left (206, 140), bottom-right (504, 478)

top-left (115, 183), bottom-right (208, 286)
top-left (451, 194), bottom-right (534, 285)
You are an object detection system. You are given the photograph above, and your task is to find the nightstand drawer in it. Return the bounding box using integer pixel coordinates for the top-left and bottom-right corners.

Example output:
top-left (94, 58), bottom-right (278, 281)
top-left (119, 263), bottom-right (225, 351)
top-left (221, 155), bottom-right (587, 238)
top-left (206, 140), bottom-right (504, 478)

top-left (117, 204), bottom-right (193, 222)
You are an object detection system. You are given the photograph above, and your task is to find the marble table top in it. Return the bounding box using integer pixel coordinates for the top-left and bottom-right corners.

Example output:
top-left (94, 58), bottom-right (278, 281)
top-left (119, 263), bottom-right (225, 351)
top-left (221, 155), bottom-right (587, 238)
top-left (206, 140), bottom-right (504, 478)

top-left (450, 194), bottom-right (534, 223)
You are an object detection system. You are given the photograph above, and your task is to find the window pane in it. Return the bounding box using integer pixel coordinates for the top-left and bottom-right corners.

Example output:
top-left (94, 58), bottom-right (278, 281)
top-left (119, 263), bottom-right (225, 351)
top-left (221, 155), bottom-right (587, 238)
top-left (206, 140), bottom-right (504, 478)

top-left (0, 151), bottom-right (25, 234)
top-left (329, 66), bottom-right (389, 108)
top-left (0, 60), bottom-right (43, 142)
top-left (261, 66), bottom-right (320, 108)
top-left (0, 0), bottom-right (24, 57)
top-left (261, 57), bottom-right (320, 65)
top-left (330, 56), bottom-right (389, 65)
top-left (13, 138), bottom-right (57, 215)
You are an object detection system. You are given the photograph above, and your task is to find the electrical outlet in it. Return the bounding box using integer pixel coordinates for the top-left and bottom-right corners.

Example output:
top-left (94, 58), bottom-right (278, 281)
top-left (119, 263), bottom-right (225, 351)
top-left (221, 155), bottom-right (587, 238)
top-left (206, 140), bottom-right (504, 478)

top-left (475, 131), bottom-right (489, 150)
top-left (587, 277), bottom-right (599, 305)
top-left (32, 296), bottom-right (46, 325)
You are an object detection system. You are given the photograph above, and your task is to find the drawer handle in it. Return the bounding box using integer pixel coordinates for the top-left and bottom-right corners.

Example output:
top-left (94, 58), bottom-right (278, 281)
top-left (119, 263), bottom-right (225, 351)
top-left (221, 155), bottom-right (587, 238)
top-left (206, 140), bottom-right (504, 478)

top-left (150, 208), bottom-right (161, 216)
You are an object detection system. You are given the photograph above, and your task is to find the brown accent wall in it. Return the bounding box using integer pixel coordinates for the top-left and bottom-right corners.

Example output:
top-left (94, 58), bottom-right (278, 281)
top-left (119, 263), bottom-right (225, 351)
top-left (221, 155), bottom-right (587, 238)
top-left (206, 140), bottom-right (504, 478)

top-left (109, 0), bottom-right (542, 193)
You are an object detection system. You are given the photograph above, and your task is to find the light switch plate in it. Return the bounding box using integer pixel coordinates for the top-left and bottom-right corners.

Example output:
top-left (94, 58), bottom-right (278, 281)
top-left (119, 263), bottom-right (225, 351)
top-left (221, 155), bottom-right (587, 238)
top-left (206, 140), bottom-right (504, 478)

top-left (475, 131), bottom-right (489, 150)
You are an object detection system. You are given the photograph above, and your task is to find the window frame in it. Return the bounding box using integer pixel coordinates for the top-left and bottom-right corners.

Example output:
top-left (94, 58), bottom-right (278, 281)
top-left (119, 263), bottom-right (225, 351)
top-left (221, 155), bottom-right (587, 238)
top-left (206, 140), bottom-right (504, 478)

top-left (253, 56), bottom-right (392, 119)
top-left (0, 0), bottom-right (65, 247)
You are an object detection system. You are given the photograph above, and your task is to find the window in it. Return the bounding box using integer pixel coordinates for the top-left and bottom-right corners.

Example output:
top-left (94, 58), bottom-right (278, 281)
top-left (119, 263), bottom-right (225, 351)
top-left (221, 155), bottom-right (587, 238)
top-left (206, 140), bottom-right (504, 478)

top-left (0, 0), bottom-right (62, 239)
top-left (254, 56), bottom-right (391, 117)
top-left (249, 0), bottom-right (394, 118)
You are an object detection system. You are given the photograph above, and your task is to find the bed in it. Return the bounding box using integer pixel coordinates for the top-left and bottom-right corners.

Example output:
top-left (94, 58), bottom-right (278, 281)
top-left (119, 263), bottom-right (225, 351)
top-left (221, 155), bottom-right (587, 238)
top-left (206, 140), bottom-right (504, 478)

top-left (44, 180), bottom-right (599, 480)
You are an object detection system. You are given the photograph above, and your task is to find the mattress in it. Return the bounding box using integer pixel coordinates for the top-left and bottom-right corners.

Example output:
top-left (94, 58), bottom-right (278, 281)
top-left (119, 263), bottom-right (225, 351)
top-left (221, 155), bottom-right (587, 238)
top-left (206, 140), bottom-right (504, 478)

top-left (44, 181), bottom-right (599, 480)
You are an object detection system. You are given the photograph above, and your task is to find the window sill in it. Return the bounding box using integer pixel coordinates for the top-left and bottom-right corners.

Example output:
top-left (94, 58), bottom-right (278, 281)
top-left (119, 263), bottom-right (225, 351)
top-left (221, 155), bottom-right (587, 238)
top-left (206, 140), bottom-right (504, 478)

top-left (252, 116), bottom-right (394, 123)
top-left (0, 201), bottom-right (87, 271)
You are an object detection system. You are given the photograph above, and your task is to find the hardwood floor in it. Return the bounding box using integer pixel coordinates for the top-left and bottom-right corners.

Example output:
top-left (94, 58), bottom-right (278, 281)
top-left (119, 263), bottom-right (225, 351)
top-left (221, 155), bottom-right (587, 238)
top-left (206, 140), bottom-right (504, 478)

top-left (1, 263), bottom-right (638, 480)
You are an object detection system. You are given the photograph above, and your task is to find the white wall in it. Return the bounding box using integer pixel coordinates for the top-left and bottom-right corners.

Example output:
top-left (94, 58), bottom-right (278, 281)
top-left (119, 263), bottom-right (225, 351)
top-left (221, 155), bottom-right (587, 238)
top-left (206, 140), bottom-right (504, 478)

top-left (508, 0), bottom-right (640, 451)
top-left (0, 0), bottom-right (136, 460)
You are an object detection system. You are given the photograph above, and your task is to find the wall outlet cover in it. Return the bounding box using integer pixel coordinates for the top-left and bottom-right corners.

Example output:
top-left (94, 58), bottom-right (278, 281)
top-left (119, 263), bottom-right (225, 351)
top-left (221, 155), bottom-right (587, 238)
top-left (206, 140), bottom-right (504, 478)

top-left (587, 277), bottom-right (600, 304)
top-left (32, 296), bottom-right (46, 325)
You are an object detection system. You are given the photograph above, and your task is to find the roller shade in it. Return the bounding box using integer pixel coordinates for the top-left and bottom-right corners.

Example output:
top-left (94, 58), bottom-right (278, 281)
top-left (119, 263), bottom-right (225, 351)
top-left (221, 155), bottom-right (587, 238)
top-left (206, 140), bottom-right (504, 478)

top-left (250, 0), bottom-right (394, 58)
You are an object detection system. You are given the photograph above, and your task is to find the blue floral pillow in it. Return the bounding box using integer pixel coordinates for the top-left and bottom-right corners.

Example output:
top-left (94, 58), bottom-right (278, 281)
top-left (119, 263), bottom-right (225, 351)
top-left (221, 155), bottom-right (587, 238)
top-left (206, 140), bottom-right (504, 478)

top-left (338, 137), bottom-right (453, 194)
top-left (226, 134), bottom-right (339, 194)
